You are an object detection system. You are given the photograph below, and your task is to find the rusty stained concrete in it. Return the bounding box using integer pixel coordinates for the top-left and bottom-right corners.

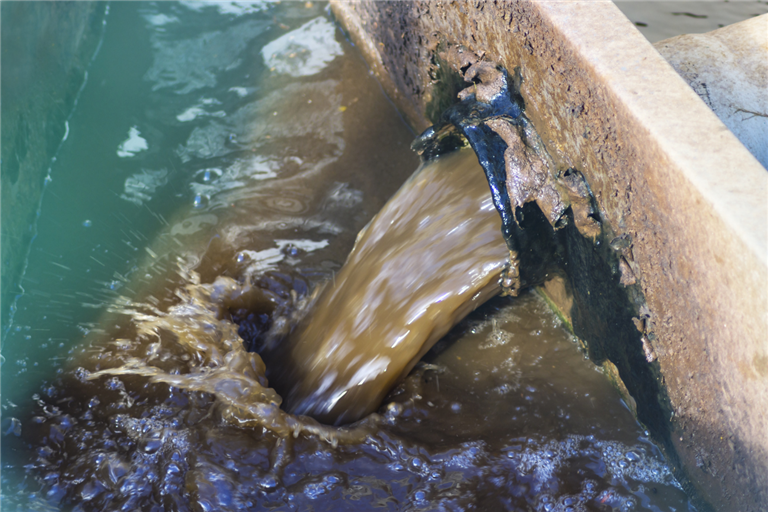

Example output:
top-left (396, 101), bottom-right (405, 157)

top-left (329, 1), bottom-right (768, 511)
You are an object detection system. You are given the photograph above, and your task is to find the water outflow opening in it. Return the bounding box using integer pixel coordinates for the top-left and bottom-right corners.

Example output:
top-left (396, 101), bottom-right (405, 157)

top-left (413, 49), bottom-right (524, 247)
top-left (412, 46), bottom-right (595, 365)
top-left (413, 44), bottom-right (602, 297)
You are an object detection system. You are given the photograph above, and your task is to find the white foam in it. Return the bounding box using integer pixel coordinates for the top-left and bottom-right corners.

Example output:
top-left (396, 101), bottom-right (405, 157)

top-left (117, 126), bottom-right (149, 158)
top-left (261, 17), bottom-right (343, 77)
top-left (180, 1), bottom-right (269, 16)
top-left (145, 13), bottom-right (179, 27)
top-left (120, 169), bottom-right (167, 205)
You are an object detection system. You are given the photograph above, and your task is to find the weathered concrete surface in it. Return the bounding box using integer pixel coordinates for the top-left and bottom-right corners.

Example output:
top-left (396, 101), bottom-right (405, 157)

top-left (1, 2), bottom-right (106, 335)
top-left (655, 14), bottom-right (768, 169)
top-left (330, 1), bottom-right (768, 511)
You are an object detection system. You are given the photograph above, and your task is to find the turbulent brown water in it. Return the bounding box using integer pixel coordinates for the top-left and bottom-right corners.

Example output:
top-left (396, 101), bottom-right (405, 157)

top-left (21, 150), bottom-right (690, 511)
top-left (266, 150), bottom-right (508, 425)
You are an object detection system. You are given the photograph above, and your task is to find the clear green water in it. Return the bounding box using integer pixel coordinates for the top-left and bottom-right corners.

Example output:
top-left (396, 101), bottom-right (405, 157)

top-left (2, 2), bottom-right (694, 511)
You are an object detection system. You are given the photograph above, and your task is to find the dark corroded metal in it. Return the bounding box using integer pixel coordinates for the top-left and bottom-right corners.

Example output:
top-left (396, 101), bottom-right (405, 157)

top-left (412, 65), bottom-right (521, 253)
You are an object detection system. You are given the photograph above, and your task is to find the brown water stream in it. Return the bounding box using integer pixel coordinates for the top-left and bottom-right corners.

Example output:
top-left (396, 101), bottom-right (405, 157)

top-left (266, 150), bottom-right (507, 425)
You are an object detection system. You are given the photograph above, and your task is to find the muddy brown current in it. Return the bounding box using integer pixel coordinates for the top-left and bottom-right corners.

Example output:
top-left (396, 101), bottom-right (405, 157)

top-left (21, 152), bottom-right (691, 512)
top-left (266, 151), bottom-right (508, 425)
top-left (9, 3), bottom-right (691, 511)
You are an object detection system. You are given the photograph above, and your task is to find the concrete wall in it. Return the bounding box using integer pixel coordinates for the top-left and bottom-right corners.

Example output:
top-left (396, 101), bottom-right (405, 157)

top-left (329, 1), bottom-right (768, 511)
top-left (1, 2), bottom-right (107, 335)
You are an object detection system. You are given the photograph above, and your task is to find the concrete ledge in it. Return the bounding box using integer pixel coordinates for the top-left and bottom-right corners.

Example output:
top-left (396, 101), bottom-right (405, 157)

top-left (654, 14), bottom-right (768, 169)
top-left (330, 1), bottom-right (768, 510)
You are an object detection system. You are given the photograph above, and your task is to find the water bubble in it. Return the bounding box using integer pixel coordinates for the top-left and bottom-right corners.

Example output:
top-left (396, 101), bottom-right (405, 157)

top-left (626, 450), bottom-right (641, 462)
top-left (196, 168), bottom-right (222, 183)
top-left (58, 415), bottom-right (74, 431)
top-left (3, 417), bottom-right (22, 436)
top-left (451, 402), bottom-right (461, 412)
top-left (385, 402), bottom-right (403, 417)
top-left (259, 475), bottom-right (279, 490)
top-left (82, 219), bottom-right (92, 227)
top-left (283, 244), bottom-right (300, 257)
top-left (140, 434), bottom-right (164, 454)
top-left (193, 194), bottom-right (209, 209)
top-left (106, 377), bottom-right (124, 391)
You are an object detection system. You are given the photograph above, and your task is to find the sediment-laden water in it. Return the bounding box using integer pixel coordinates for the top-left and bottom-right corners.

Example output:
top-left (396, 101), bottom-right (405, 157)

top-left (266, 150), bottom-right (508, 425)
top-left (2, 2), bottom-right (693, 511)
top-left (22, 273), bottom-right (691, 511)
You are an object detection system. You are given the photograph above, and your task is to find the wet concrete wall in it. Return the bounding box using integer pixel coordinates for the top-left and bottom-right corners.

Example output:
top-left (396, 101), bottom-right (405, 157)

top-left (329, 1), bottom-right (768, 511)
top-left (1, 2), bottom-right (107, 335)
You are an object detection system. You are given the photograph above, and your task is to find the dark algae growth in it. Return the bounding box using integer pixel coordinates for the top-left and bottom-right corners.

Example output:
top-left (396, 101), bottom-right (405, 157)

top-left (4, 2), bottom-right (692, 511)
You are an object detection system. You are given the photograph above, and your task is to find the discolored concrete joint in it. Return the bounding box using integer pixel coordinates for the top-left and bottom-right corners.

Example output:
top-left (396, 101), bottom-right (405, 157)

top-left (330, 2), bottom-right (768, 511)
